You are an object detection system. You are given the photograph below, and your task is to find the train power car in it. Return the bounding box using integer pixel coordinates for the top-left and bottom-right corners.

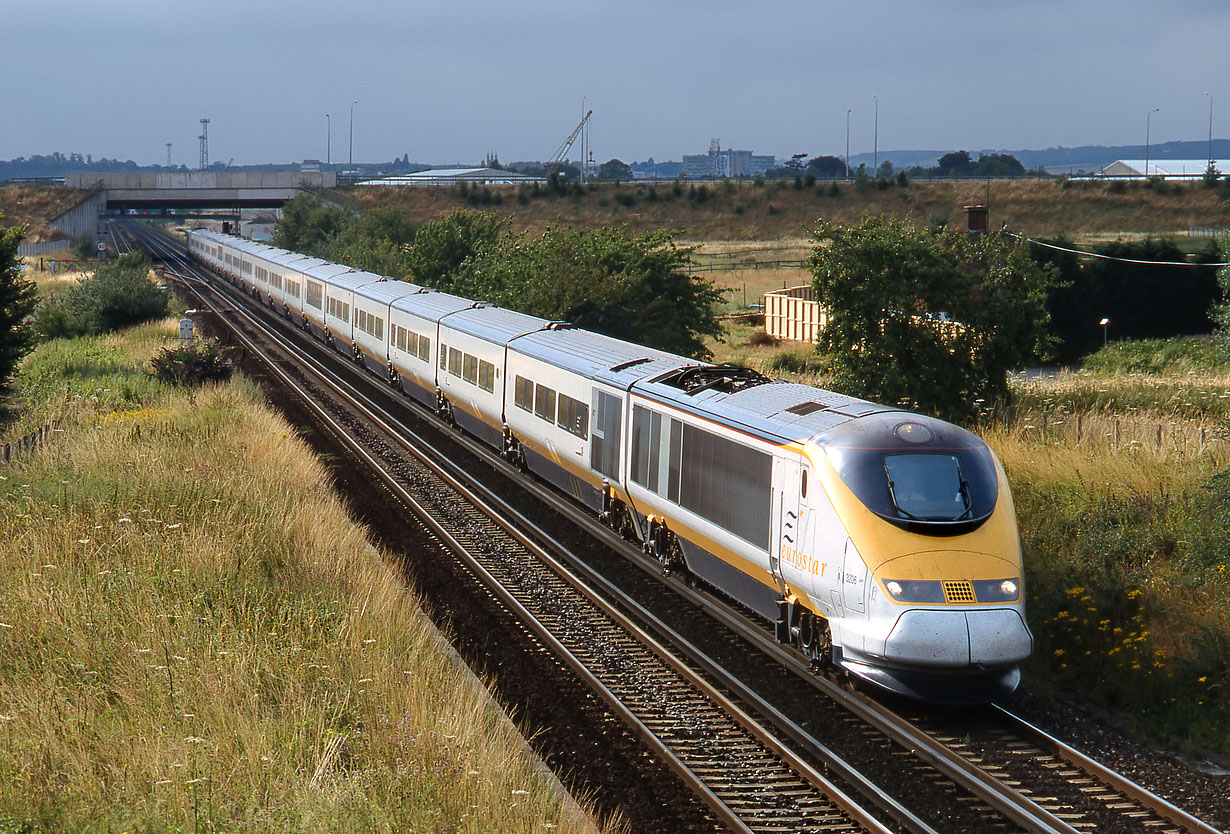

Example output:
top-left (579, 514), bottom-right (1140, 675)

top-left (186, 228), bottom-right (1033, 703)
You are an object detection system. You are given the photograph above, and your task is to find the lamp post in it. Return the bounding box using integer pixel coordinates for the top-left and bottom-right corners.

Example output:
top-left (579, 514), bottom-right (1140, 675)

top-left (845, 108), bottom-right (852, 180)
top-left (1100, 317), bottom-right (1110, 347)
top-left (325, 113), bottom-right (331, 166)
top-left (1207, 92), bottom-right (1214, 169)
top-left (1144, 107), bottom-right (1159, 178)
top-left (349, 100), bottom-right (357, 175)
top-left (873, 95), bottom-right (879, 175)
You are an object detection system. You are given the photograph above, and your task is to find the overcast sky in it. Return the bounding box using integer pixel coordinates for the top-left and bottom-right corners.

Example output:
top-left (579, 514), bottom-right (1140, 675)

top-left (5, 0), bottom-right (1229, 166)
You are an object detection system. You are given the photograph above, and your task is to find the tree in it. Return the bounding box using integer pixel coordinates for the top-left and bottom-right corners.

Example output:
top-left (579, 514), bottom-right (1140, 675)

top-left (806, 156), bottom-right (847, 178)
top-left (598, 159), bottom-right (634, 182)
top-left (403, 210), bottom-right (508, 291)
top-left (1041, 236), bottom-right (1220, 362)
top-left (0, 215), bottom-right (39, 393)
top-left (447, 226), bottom-right (726, 359)
top-left (808, 214), bottom-right (1055, 423)
top-left (1212, 238), bottom-right (1230, 355)
top-left (329, 205), bottom-right (418, 277)
top-left (272, 193), bottom-right (353, 257)
top-left (936, 150), bottom-right (975, 176)
top-left (973, 153), bottom-right (1025, 177)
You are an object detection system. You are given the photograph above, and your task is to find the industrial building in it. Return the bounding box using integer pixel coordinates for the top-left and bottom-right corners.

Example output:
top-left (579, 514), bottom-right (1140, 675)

top-left (358, 167), bottom-right (546, 186)
top-left (1097, 159), bottom-right (1216, 179)
top-left (682, 141), bottom-right (775, 178)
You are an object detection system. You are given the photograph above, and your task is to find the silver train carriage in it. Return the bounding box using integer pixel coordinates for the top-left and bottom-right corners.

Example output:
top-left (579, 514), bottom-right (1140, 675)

top-left (187, 228), bottom-right (1033, 703)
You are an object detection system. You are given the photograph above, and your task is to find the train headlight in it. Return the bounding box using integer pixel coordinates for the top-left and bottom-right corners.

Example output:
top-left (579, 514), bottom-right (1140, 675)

top-left (972, 578), bottom-right (1021, 602)
top-left (881, 579), bottom-right (944, 603)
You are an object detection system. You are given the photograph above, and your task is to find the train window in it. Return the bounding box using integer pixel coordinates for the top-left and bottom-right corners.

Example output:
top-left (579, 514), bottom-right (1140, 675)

top-left (462, 354), bottom-right (478, 384)
top-left (448, 347), bottom-right (462, 376)
top-left (478, 360), bottom-right (495, 393)
top-left (556, 394), bottom-right (589, 439)
top-left (305, 281), bottom-right (323, 309)
top-left (394, 325), bottom-right (407, 352)
top-left (590, 391), bottom-right (622, 478)
top-left (439, 344), bottom-right (447, 371)
top-left (883, 454), bottom-right (970, 521)
top-left (534, 384), bottom-right (556, 422)
top-left (631, 407), bottom-right (661, 492)
top-left (820, 418), bottom-right (998, 531)
top-left (667, 419), bottom-right (683, 503)
top-left (286, 278), bottom-right (300, 298)
top-left (801, 469), bottom-right (807, 498)
top-left (679, 425), bottom-right (772, 550)
top-left (514, 376), bottom-right (533, 411)
top-left (270, 272), bottom-right (282, 290)
top-left (417, 334), bottom-right (431, 362)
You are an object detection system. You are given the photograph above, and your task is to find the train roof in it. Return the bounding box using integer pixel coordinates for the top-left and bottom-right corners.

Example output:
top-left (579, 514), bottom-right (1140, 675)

top-left (355, 278), bottom-right (425, 305)
top-left (301, 262), bottom-right (362, 284)
top-left (634, 374), bottom-right (898, 446)
top-left (440, 304), bottom-right (553, 343)
top-left (267, 251), bottom-right (326, 272)
top-left (510, 327), bottom-right (693, 389)
top-left (390, 288), bottom-right (478, 321)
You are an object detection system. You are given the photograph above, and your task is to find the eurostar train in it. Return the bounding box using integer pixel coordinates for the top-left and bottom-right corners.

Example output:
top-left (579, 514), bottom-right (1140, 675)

top-left (187, 228), bottom-right (1033, 702)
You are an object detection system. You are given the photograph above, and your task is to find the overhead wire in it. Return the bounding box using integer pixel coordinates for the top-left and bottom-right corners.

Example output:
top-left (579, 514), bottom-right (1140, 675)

top-left (1005, 232), bottom-right (1230, 268)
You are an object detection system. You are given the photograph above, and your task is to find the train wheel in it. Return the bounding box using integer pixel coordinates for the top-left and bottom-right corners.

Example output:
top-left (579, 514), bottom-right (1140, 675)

top-left (798, 613), bottom-right (833, 669)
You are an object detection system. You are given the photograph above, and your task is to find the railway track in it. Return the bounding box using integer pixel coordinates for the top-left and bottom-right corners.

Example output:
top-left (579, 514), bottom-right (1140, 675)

top-left (115, 221), bottom-right (1227, 834)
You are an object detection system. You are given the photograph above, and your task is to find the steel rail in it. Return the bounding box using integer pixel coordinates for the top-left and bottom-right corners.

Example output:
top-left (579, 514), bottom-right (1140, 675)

top-left (134, 224), bottom-right (893, 834)
top-left (130, 222), bottom-right (1219, 833)
top-left (992, 705), bottom-right (1223, 834)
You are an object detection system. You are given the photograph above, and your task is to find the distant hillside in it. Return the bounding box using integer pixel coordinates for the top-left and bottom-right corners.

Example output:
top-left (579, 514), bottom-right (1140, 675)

top-left (850, 140), bottom-right (1230, 175)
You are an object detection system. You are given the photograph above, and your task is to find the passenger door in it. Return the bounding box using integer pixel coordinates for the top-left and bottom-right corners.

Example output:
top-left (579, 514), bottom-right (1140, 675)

top-left (770, 457), bottom-right (801, 593)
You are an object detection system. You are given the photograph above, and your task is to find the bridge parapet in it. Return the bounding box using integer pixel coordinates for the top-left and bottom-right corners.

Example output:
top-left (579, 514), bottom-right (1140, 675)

top-left (65, 171), bottom-right (337, 190)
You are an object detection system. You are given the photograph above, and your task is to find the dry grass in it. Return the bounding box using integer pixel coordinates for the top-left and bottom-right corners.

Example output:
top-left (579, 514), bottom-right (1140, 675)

top-left (346, 178), bottom-right (1230, 242)
top-left (0, 322), bottom-right (608, 832)
top-left (0, 186), bottom-right (85, 243)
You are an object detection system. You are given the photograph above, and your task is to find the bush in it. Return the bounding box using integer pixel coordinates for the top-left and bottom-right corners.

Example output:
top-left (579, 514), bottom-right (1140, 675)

top-left (74, 232), bottom-right (96, 261)
top-left (149, 340), bottom-right (235, 386)
top-left (35, 253), bottom-right (168, 339)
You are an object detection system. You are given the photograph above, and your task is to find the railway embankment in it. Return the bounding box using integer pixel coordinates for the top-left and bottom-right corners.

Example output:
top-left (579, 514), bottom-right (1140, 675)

top-left (0, 319), bottom-right (606, 833)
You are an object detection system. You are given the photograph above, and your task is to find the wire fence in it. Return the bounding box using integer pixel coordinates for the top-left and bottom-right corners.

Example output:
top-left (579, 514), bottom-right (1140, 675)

top-left (1, 422), bottom-right (59, 465)
top-left (999, 408), bottom-right (1230, 453)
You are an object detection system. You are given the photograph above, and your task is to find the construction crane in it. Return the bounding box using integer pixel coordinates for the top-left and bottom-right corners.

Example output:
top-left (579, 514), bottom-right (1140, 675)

top-left (546, 110), bottom-right (592, 180)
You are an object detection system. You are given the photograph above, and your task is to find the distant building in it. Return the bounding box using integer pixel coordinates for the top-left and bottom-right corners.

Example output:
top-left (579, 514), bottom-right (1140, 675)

top-left (357, 167), bottom-right (546, 186)
top-left (683, 141), bottom-right (774, 178)
top-left (1098, 159), bottom-right (1215, 179)
top-left (299, 159), bottom-right (322, 173)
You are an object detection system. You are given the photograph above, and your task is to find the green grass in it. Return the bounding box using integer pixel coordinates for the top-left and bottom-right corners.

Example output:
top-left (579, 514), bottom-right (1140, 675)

top-left (997, 337), bottom-right (1230, 756)
top-left (710, 327), bottom-right (1230, 757)
top-left (0, 321), bottom-right (607, 833)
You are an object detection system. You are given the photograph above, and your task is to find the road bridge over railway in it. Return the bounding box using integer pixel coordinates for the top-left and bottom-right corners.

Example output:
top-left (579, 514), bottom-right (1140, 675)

top-left (51, 171), bottom-right (337, 244)
top-left (65, 171), bottom-right (335, 211)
